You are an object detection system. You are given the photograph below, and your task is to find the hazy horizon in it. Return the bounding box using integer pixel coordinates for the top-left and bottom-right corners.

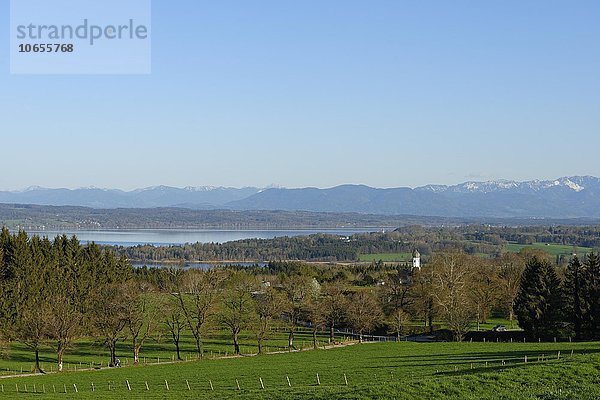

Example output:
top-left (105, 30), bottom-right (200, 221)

top-left (1, 174), bottom-right (598, 192)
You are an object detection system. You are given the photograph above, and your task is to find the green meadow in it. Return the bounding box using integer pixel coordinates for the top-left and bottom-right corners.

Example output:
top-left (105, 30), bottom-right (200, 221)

top-left (0, 327), bottom-right (334, 377)
top-left (1, 341), bottom-right (599, 399)
top-left (360, 242), bottom-right (597, 264)
top-left (506, 242), bottom-right (594, 257)
top-left (358, 252), bottom-right (412, 262)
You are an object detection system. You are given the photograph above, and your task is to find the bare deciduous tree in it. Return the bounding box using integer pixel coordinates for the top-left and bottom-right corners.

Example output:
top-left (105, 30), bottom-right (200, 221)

top-left (348, 290), bottom-right (382, 342)
top-left (469, 261), bottom-right (501, 329)
top-left (92, 283), bottom-right (129, 367)
top-left (321, 283), bottom-right (348, 344)
top-left (388, 308), bottom-right (411, 340)
top-left (498, 254), bottom-right (525, 329)
top-left (219, 272), bottom-right (256, 355)
top-left (253, 287), bottom-right (284, 354)
top-left (45, 296), bottom-right (83, 372)
top-left (281, 275), bottom-right (320, 350)
top-left (430, 252), bottom-right (475, 341)
top-left (410, 268), bottom-right (436, 333)
top-left (174, 270), bottom-right (223, 358)
top-left (164, 297), bottom-right (186, 360)
top-left (124, 281), bottom-right (161, 365)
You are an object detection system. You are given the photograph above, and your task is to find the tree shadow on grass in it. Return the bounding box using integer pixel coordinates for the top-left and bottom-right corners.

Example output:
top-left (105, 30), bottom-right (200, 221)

top-left (363, 348), bottom-right (600, 369)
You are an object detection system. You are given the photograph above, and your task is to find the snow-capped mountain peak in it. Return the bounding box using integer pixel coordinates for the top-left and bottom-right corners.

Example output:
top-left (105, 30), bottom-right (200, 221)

top-left (417, 176), bottom-right (596, 194)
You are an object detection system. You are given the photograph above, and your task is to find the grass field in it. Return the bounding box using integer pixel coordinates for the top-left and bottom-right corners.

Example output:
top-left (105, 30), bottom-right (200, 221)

top-left (1, 341), bottom-right (599, 399)
top-left (0, 317), bottom-right (519, 377)
top-left (0, 327), bottom-right (333, 377)
top-left (506, 242), bottom-right (594, 257)
top-left (359, 252), bottom-right (412, 262)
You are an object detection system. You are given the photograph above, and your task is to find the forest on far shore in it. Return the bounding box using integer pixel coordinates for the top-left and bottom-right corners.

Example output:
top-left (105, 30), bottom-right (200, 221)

top-left (116, 225), bottom-right (600, 265)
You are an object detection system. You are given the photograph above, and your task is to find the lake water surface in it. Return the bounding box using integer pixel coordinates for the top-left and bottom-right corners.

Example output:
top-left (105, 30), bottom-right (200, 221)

top-left (28, 228), bottom-right (381, 247)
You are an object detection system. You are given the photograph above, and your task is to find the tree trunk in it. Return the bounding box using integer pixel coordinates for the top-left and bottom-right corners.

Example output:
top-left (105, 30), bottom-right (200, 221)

top-left (133, 346), bottom-right (140, 365)
top-left (109, 341), bottom-right (117, 367)
top-left (194, 334), bottom-right (203, 359)
top-left (57, 343), bottom-right (65, 372)
top-left (175, 340), bottom-right (182, 360)
top-left (288, 330), bottom-right (295, 350)
top-left (428, 308), bottom-right (434, 334)
top-left (34, 349), bottom-right (44, 374)
top-left (509, 309), bottom-right (515, 329)
top-left (257, 338), bottom-right (263, 355)
top-left (312, 329), bottom-right (318, 349)
top-left (56, 346), bottom-right (64, 372)
top-left (574, 275), bottom-right (582, 340)
top-left (170, 330), bottom-right (183, 360)
top-left (329, 325), bottom-right (335, 343)
top-left (233, 331), bottom-right (240, 355)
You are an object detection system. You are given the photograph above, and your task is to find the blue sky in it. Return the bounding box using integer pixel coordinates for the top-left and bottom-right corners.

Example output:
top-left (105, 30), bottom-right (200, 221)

top-left (1, 0), bottom-right (599, 190)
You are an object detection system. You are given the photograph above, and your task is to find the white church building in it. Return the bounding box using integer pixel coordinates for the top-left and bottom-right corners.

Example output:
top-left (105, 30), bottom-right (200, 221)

top-left (412, 249), bottom-right (421, 270)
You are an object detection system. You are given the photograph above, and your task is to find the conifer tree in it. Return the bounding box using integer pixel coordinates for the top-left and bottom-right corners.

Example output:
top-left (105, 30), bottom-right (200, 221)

top-left (563, 256), bottom-right (586, 339)
top-left (514, 257), bottom-right (564, 340)
top-left (584, 253), bottom-right (600, 339)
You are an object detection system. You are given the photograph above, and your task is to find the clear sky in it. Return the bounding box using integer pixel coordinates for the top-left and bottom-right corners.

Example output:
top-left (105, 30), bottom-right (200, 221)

top-left (1, 0), bottom-right (599, 190)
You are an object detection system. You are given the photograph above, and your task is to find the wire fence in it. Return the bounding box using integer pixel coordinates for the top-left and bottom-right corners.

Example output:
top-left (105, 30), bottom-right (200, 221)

top-left (0, 348), bottom-right (582, 396)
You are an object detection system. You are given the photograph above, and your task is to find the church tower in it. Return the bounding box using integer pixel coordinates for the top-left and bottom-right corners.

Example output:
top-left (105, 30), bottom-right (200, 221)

top-left (412, 249), bottom-right (421, 270)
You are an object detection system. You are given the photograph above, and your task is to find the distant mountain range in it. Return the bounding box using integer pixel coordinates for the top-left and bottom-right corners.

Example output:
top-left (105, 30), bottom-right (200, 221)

top-left (2, 176), bottom-right (600, 219)
top-left (0, 186), bottom-right (259, 209)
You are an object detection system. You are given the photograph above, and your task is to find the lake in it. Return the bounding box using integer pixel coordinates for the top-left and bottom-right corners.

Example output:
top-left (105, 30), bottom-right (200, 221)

top-left (131, 261), bottom-right (269, 270)
top-left (27, 228), bottom-right (382, 247)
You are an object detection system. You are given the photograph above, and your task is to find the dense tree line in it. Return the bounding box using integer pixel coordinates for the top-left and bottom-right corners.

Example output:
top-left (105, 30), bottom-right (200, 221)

top-left (117, 234), bottom-right (403, 263)
top-left (515, 254), bottom-right (600, 341)
top-left (113, 225), bottom-right (600, 264)
top-left (0, 228), bottom-right (132, 371)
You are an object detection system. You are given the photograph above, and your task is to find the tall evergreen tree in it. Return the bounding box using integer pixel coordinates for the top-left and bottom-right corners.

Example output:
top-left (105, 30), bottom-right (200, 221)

top-left (14, 235), bottom-right (50, 373)
top-left (514, 257), bottom-right (564, 340)
top-left (584, 253), bottom-right (600, 339)
top-left (563, 256), bottom-right (587, 339)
